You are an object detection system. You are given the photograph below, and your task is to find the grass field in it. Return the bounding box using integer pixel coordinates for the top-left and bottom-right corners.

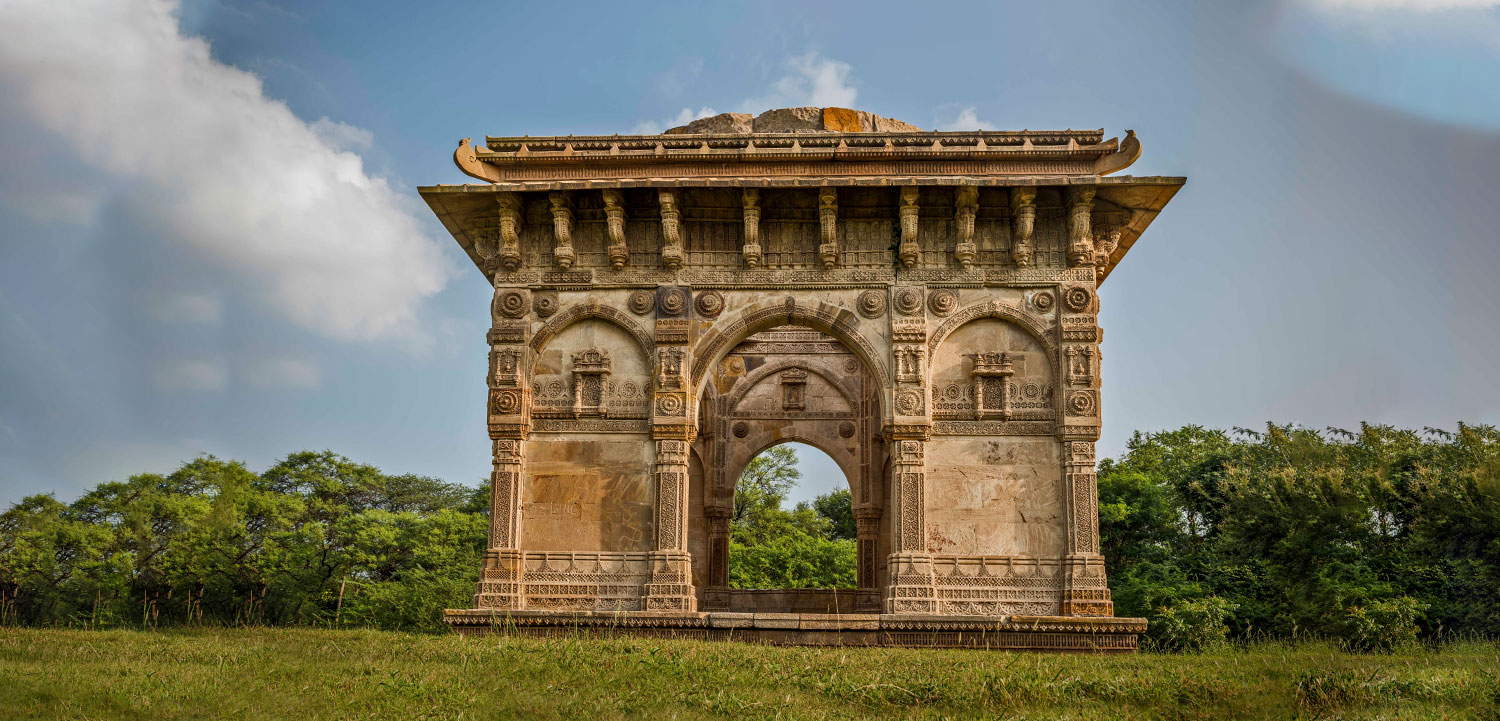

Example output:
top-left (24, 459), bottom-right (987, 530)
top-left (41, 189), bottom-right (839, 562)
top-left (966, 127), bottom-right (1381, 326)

top-left (0, 629), bottom-right (1497, 720)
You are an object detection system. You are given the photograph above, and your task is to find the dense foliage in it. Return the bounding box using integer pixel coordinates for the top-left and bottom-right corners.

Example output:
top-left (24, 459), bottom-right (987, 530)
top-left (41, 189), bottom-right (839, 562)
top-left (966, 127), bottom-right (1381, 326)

top-left (0, 452), bottom-right (486, 632)
top-left (1, 424), bottom-right (1496, 645)
top-left (1100, 423), bottom-right (1500, 650)
top-left (728, 445), bottom-right (857, 589)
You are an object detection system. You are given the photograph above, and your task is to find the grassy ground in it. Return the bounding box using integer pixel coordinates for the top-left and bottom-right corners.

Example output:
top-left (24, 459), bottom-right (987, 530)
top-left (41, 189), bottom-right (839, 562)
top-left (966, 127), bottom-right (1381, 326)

top-left (0, 629), bottom-right (1496, 720)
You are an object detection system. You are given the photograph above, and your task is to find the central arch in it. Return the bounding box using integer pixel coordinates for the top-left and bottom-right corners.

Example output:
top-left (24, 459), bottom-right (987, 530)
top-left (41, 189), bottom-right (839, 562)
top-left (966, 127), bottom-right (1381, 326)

top-left (688, 320), bottom-right (887, 613)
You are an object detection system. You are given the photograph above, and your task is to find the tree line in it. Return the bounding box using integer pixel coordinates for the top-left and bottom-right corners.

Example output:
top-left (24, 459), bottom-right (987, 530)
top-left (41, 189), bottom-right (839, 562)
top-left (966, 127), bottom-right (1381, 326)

top-left (1, 424), bottom-right (1496, 648)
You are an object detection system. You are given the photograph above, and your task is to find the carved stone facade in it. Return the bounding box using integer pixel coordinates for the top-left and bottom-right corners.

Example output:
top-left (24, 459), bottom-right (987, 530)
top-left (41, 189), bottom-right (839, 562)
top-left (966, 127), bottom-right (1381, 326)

top-left (425, 106), bottom-right (1183, 648)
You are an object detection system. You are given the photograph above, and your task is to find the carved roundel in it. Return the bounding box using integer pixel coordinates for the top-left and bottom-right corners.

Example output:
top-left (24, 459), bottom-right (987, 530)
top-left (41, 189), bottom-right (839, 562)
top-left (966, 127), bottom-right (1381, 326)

top-left (1064, 287), bottom-right (1093, 313)
top-left (656, 393), bottom-right (686, 416)
top-left (628, 290), bottom-right (654, 315)
top-left (894, 389), bottom-right (924, 416)
top-left (657, 286), bottom-right (689, 317)
top-left (856, 290), bottom-right (887, 319)
top-left (838, 421), bottom-right (856, 439)
top-left (495, 289), bottom-right (528, 319)
top-left (1032, 291), bottom-right (1055, 313)
top-left (928, 289), bottom-right (958, 316)
top-left (532, 291), bottom-right (559, 318)
top-left (843, 358), bottom-right (860, 374)
top-left (732, 421), bottom-right (749, 438)
top-left (489, 389), bottom-right (521, 415)
top-left (695, 290), bottom-right (725, 318)
top-left (1067, 390), bottom-right (1098, 416)
top-left (893, 287), bottom-right (924, 316)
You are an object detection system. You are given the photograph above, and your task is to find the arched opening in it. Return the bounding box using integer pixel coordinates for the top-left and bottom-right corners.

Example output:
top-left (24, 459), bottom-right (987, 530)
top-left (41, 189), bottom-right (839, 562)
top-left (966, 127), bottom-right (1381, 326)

top-left (687, 323), bottom-right (886, 613)
top-left (727, 441), bottom-right (856, 591)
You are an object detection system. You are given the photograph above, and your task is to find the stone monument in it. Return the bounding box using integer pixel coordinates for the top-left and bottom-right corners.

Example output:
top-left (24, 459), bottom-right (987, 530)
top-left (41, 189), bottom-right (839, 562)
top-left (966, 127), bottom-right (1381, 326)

top-left (421, 107), bottom-right (1184, 650)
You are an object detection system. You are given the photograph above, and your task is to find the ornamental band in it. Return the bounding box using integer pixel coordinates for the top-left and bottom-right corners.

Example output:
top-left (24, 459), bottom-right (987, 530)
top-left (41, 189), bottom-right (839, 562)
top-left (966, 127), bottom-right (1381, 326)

top-left (420, 107), bottom-right (1183, 650)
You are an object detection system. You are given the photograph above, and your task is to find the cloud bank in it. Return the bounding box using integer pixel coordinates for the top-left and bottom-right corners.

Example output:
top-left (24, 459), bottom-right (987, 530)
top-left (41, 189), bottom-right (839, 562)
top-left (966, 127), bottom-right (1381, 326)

top-left (0, 0), bottom-right (452, 343)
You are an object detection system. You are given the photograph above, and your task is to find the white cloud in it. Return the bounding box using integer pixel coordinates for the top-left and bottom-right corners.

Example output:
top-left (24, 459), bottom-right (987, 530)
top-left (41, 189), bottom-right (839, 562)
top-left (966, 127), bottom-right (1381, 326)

top-left (147, 291), bottom-right (223, 325)
top-left (741, 53), bottom-right (858, 112)
top-left (934, 106), bottom-right (997, 131)
top-left (244, 357), bottom-right (321, 389)
top-left (152, 359), bottom-right (227, 391)
top-left (631, 106), bottom-right (718, 134)
top-left (0, 0), bottom-right (453, 343)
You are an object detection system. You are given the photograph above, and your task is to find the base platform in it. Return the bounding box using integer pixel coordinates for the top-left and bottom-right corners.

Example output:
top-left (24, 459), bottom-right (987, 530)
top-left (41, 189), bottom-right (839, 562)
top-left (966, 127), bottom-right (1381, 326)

top-left (444, 609), bottom-right (1146, 652)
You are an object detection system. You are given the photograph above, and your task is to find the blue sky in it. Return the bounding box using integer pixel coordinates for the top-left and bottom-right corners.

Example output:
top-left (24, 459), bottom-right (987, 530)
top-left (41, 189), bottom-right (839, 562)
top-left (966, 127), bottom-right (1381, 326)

top-left (1, 0), bottom-right (1498, 508)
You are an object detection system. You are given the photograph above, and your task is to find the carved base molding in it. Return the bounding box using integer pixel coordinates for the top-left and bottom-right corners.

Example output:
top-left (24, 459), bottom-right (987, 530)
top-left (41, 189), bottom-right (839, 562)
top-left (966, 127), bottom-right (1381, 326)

top-left (443, 609), bottom-right (1146, 651)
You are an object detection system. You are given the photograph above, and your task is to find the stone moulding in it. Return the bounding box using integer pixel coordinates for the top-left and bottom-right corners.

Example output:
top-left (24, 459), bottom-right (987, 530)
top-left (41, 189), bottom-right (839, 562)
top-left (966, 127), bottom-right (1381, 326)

top-left (442, 609), bottom-right (1147, 651)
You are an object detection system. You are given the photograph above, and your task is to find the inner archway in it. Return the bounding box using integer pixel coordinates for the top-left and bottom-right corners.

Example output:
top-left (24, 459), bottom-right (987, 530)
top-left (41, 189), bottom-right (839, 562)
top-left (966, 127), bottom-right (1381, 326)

top-left (687, 324), bottom-right (886, 613)
top-left (728, 442), bottom-right (857, 592)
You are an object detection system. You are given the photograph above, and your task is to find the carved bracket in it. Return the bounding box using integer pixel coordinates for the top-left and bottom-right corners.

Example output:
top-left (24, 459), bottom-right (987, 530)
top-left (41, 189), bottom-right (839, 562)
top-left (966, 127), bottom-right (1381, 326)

top-left (1010, 187), bottom-right (1036, 268)
top-left (603, 189), bottom-right (629, 270)
top-left (1067, 186), bottom-right (1097, 268)
top-left (898, 186), bottom-right (920, 268)
top-left (741, 188), bottom-right (762, 268)
top-left (818, 187), bottom-right (839, 270)
top-left (659, 189), bottom-right (684, 270)
top-left (954, 186), bottom-right (978, 269)
top-left (495, 192), bottom-right (523, 272)
top-left (548, 191), bottom-right (575, 270)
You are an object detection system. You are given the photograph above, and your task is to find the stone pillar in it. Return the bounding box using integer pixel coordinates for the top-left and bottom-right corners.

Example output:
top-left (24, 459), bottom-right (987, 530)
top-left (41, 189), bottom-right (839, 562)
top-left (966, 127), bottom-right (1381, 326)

top-left (645, 425), bottom-right (697, 611)
top-left (1060, 440), bottom-right (1113, 616)
top-left (884, 428), bottom-right (936, 614)
top-left (854, 509), bottom-right (880, 589)
top-left (475, 310), bottom-right (529, 611)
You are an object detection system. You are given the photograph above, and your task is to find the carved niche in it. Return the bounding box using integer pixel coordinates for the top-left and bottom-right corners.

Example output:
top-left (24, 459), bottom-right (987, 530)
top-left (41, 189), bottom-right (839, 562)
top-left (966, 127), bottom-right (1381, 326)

top-left (570, 349), bottom-right (611, 418)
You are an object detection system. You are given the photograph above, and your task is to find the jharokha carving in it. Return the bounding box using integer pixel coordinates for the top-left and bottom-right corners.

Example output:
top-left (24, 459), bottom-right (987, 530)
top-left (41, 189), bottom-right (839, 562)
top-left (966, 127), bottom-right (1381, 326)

top-left (423, 106), bottom-right (1184, 650)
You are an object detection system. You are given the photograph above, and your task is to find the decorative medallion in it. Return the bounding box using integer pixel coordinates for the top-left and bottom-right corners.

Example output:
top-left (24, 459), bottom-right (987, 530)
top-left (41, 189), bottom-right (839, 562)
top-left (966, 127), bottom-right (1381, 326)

top-left (1032, 291), bottom-right (1055, 313)
top-left (495, 289), bottom-right (528, 319)
top-left (856, 289), bottom-right (887, 319)
top-left (657, 286), bottom-right (689, 317)
top-left (893, 287), bottom-right (924, 316)
top-left (727, 356), bottom-right (746, 374)
top-left (1066, 390), bottom-right (1098, 416)
top-left (628, 290), bottom-right (654, 315)
top-left (619, 379), bottom-right (640, 398)
top-left (1064, 287), bottom-right (1092, 313)
top-left (843, 358), bottom-right (860, 374)
top-left (489, 389), bottom-right (521, 415)
top-left (732, 421), bottom-right (749, 438)
top-left (655, 393), bottom-right (686, 416)
top-left (532, 291), bottom-right (559, 318)
top-left (894, 389), bottom-right (924, 416)
top-left (838, 421), bottom-right (856, 439)
top-left (928, 289), bottom-right (958, 316)
top-left (544, 380), bottom-right (566, 399)
top-left (694, 290), bottom-right (725, 318)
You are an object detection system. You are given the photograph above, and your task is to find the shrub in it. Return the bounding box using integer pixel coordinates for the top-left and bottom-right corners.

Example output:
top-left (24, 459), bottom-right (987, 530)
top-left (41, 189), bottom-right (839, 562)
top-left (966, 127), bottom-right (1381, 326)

top-left (1148, 596), bottom-right (1236, 652)
top-left (1339, 596), bottom-right (1426, 652)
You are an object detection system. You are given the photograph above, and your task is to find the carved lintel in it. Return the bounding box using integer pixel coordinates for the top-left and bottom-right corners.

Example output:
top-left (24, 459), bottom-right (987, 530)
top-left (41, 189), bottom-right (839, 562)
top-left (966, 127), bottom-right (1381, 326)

top-left (659, 189), bottom-right (684, 270)
top-left (818, 187), bottom-right (839, 270)
top-left (602, 189), bottom-right (628, 270)
top-left (741, 188), bottom-right (761, 268)
top-left (898, 186), bottom-right (920, 268)
top-left (1067, 186), bottom-right (1097, 268)
top-left (548, 191), bottom-right (575, 270)
top-left (1009, 187), bottom-right (1036, 268)
top-left (954, 186), bottom-right (978, 269)
top-left (495, 192), bottom-right (523, 272)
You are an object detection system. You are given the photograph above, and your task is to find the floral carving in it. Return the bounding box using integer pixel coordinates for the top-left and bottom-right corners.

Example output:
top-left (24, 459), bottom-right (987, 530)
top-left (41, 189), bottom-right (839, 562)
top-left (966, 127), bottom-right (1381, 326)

top-left (895, 389), bottom-right (924, 416)
top-left (495, 289), bottom-right (528, 319)
top-left (894, 287), bottom-right (924, 316)
top-left (628, 290), bottom-right (654, 315)
top-left (657, 286), bottom-right (689, 317)
top-left (1064, 287), bottom-right (1092, 313)
top-left (732, 421), bottom-right (749, 438)
top-left (489, 389), bottom-right (521, 415)
top-left (1066, 390), bottom-right (1098, 416)
top-left (1032, 291), bottom-right (1055, 313)
top-left (532, 291), bottom-right (559, 318)
top-left (928, 289), bottom-right (958, 316)
top-left (838, 421), bottom-right (856, 438)
top-left (695, 290), bottom-right (725, 318)
top-left (857, 289), bottom-right (887, 319)
top-left (655, 393), bottom-right (686, 416)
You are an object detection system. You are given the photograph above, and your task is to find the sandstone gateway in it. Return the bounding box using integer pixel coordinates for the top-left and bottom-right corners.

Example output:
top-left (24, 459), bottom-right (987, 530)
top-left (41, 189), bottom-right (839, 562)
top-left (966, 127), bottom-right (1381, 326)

top-left (421, 107), bottom-right (1183, 651)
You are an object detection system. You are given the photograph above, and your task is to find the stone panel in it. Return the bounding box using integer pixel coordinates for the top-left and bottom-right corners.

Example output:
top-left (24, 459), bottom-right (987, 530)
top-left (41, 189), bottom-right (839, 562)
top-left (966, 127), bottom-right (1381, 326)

top-left (924, 436), bottom-right (1064, 558)
top-left (522, 435), bottom-right (654, 552)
